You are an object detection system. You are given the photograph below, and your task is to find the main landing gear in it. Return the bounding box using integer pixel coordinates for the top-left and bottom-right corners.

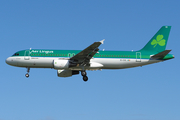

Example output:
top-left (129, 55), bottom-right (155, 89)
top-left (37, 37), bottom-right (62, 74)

top-left (81, 70), bottom-right (88, 82)
top-left (25, 67), bottom-right (30, 78)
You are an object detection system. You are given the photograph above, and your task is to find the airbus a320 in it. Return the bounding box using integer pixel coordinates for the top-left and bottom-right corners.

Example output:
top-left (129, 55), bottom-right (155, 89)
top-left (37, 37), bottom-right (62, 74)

top-left (6, 26), bottom-right (174, 81)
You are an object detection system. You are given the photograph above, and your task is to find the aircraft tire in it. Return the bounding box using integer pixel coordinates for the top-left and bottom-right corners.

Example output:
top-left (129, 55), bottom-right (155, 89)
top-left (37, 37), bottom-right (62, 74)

top-left (81, 71), bottom-right (87, 76)
top-left (83, 76), bottom-right (88, 82)
top-left (25, 73), bottom-right (29, 78)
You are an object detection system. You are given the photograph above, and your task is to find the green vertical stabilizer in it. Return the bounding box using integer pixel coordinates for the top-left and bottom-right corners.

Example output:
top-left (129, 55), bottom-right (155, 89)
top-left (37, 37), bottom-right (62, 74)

top-left (140, 26), bottom-right (171, 52)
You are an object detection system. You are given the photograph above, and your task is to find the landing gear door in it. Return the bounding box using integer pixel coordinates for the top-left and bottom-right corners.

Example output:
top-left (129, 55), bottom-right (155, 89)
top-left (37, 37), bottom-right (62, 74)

top-left (24, 50), bottom-right (31, 60)
top-left (136, 52), bottom-right (141, 62)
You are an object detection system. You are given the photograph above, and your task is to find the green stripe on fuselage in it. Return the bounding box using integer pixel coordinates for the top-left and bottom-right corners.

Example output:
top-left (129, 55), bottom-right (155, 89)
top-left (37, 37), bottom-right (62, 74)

top-left (12, 49), bottom-right (174, 60)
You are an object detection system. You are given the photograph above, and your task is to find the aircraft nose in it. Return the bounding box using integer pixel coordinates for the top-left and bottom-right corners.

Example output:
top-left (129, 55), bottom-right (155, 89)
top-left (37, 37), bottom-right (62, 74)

top-left (6, 57), bottom-right (11, 65)
top-left (6, 57), bottom-right (18, 66)
top-left (6, 57), bottom-right (16, 66)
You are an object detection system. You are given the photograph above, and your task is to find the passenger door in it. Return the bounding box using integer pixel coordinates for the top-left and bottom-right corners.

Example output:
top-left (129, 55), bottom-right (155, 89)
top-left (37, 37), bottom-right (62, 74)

top-left (136, 52), bottom-right (141, 62)
top-left (24, 50), bottom-right (30, 60)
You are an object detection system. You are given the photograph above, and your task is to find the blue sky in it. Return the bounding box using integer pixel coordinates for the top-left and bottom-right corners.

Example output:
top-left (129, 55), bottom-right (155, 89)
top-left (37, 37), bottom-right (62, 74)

top-left (0, 0), bottom-right (179, 120)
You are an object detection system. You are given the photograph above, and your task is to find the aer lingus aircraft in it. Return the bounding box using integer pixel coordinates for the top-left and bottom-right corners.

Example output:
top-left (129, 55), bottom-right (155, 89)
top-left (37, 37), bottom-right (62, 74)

top-left (6, 26), bottom-right (174, 81)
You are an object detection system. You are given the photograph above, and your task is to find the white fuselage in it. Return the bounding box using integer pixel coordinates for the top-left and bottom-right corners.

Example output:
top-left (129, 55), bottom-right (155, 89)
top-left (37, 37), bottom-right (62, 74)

top-left (6, 56), bottom-right (161, 70)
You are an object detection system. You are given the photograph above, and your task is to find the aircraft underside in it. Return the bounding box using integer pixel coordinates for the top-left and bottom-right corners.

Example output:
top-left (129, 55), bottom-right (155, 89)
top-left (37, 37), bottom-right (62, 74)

top-left (6, 56), bottom-right (161, 81)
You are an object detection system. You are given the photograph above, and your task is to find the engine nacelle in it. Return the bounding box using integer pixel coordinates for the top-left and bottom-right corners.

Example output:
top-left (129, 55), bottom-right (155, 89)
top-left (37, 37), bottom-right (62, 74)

top-left (57, 70), bottom-right (79, 77)
top-left (54, 60), bottom-right (69, 69)
top-left (54, 60), bottom-right (77, 69)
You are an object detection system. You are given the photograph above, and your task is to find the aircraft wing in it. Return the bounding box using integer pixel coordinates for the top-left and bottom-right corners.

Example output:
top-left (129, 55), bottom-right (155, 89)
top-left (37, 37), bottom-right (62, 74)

top-left (70, 39), bottom-right (105, 66)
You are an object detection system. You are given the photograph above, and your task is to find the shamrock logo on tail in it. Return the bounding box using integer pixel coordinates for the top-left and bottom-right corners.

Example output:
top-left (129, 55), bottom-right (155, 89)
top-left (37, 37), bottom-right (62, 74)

top-left (151, 35), bottom-right (166, 48)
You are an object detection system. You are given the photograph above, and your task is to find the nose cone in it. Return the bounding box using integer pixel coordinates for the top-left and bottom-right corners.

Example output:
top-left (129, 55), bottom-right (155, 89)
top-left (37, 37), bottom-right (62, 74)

top-left (6, 57), bottom-right (11, 65)
top-left (6, 57), bottom-right (17, 66)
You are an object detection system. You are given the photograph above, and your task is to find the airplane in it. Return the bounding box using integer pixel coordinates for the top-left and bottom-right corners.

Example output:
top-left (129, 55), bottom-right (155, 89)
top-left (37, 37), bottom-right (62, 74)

top-left (6, 26), bottom-right (174, 81)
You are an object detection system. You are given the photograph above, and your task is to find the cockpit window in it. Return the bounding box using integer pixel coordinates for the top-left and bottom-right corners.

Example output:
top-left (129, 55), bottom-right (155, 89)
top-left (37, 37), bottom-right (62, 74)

top-left (13, 53), bottom-right (19, 56)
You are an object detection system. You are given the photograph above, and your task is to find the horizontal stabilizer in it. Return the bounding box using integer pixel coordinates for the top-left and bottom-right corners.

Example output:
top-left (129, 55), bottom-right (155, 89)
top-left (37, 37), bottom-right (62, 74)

top-left (151, 50), bottom-right (171, 59)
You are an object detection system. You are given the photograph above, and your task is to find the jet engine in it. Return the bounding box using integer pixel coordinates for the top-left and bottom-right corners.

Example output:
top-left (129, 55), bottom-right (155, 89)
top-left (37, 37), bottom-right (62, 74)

top-left (53, 60), bottom-right (77, 69)
top-left (57, 69), bottom-right (79, 77)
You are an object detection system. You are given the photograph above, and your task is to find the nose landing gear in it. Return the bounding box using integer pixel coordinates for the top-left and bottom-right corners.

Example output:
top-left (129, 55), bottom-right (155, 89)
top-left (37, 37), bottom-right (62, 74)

top-left (25, 67), bottom-right (30, 78)
top-left (81, 70), bottom-right (88, 82)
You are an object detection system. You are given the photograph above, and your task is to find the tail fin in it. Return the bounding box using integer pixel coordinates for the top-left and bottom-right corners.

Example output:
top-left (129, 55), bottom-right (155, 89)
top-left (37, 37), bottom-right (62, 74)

top-left (140, 26), bottom-right (171, 52)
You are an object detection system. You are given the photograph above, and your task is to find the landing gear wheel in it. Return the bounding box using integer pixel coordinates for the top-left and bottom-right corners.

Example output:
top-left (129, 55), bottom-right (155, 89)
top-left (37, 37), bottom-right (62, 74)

top-left (25, 67), bottom-right (30, 78)
top-left (81, 71), bottom-right (87, 76)
top-left (83, 76), bottom-right (88, 82)
top-left (25, 73), bottom-right (29, 78)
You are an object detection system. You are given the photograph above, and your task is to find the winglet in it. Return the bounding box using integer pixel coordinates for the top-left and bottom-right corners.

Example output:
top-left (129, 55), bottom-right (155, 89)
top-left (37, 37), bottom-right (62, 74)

top-left (100, 39), bottom-right (105, 44)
